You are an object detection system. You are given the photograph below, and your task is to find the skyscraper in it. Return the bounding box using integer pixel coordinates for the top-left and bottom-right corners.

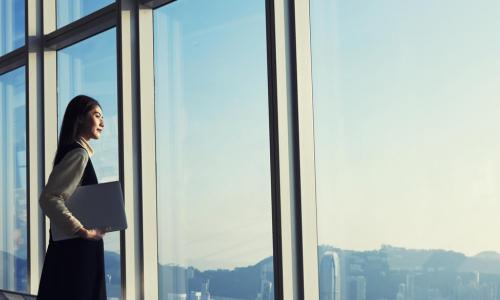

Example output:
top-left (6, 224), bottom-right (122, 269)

top-left (319, 251), bottom-right (341, 300)
top-left (256, 258), bottom-right (274, 300)
top-left (200, 280), bottom-right (211, 300)
top-left (348, 276), bottom-right (366, 300)
top-left (406, 274), bottom-right (415, 300)
top-left (188, 291), bottom-right (201, 300)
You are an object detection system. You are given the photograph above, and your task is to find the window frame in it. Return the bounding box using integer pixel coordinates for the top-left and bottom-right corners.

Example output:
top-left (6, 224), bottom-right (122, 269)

top-left (0, 0), bottom-right (318, 298)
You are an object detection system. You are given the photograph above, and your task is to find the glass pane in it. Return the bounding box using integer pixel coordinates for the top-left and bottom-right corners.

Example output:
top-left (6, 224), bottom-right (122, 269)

top-left (0, 0), bottom-right (25, 56)
top-left (154, 1), bottom-right (275, 299)
top-left (0, 67), bottom-right (27, 293)
top-left (57, 0), bottom-right (114, 28)
top-left (312, 1), bottom-right (500, 300)
top-left (57, 29), bottom-right (120, 299)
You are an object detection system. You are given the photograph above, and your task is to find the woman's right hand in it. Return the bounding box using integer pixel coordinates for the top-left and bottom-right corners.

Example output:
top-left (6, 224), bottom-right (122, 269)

top-left (76, 227), bottom-right (106, 240)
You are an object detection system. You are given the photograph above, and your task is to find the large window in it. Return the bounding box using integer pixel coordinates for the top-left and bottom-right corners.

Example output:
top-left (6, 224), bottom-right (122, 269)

top-left (0, 67), bottom-right (27, 293)
top-left (153, 1), bottom-right (275, 299)
top-left (57, 29), bottom-right (121, 299)
top-left (312, 1), bottom-right (500, 299)
top-left (57, 0), bottom-right (114, 28)
top-left (0, 0), bottom-right (25, 56)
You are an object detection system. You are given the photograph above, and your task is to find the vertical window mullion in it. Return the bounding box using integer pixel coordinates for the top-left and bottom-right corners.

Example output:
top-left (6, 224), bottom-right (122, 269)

top-left (137, 3), bottom-right (159, 300)
top-left (270, 0), bottom-right (300, 298)
top-left (271, 0), bottom-right (319, 299)
top-left (292, 0), bottom-right (319, 298)
top-left (265, 0), bottom-right (284, 298)
top-left (118, 0), bottom-right (143, 299)
top-left (26, 0), bottom-right (44, 294)
top-left (42, 0), bottom-right (57, 253)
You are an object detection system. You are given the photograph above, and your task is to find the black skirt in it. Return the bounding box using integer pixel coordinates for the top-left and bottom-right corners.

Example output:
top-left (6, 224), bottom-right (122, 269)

top-left (37, 231), bottom-right (107, 300)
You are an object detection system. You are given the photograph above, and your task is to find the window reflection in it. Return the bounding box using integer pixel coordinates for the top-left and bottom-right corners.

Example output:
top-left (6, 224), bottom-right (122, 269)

top-left (153, 1), bottom-right (275, 299)
top-left (0, 67), bottom-right (27, 293)
top-left (57, 29), bottom-right (121, 299)
top-left (57, 0), bottom-right (114, 28)
top-left (312, 1), bottom-right (500, 299)
top-left (0, 0), bottom-right (25, 56)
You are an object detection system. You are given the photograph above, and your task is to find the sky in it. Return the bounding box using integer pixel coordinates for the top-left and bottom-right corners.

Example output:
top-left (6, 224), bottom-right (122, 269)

top-left (57, 0), bottom-right (114, 28)
top-left (0, 66), bottom-right (27, 293)
top-left (312, 0), bottom-right (500, 257)
top-left (0, 0), bottom-right (25, 56)
top-left (153, 0), bottom-right (274, 270)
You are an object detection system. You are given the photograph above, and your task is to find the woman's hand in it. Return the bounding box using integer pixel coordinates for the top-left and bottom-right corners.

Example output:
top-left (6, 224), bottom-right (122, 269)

top-left (76, 227), bottom-right (106, 240)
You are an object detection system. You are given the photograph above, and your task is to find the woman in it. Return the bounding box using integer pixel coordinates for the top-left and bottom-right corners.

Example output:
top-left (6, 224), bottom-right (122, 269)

top-left (37, 95), bottom-right (107, 299)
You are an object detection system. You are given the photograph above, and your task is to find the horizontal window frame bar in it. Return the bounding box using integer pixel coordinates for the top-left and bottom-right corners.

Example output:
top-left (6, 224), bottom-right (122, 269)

top-left (140, 0), bottom-right (176, 9)
top-left (0, 288), bottom-right (36, 299)
top-left (43, 3), bottom-right (117, 50)
top-left (0, 47), bottom-right (26, 75)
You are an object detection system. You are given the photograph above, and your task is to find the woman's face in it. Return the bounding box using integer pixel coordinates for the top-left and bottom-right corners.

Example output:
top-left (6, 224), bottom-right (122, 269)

top-left (80, 106), bottom-right (104, 140)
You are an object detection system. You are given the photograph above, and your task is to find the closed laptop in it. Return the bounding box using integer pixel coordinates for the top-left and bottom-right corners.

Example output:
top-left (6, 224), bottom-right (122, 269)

top-left (51, 181), bottom-right (127, 241)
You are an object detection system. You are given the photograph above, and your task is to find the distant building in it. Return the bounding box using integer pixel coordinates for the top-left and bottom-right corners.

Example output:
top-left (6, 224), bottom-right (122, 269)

top-left (255, 281), bottom-right (273, 300)
top-left (406, 274), bottom-right (415, 300)
top-left (356, 276), bottom-right (366, 300)
top-left (319, 251), bottom-right (341, 300)
top-left (200, 280), bottom-right (211, 300)
top-left (348, 276), bottom-right (366, 300)
top-left (189, 291), bottom-right (201, 300)
top-left (396, 283), bottom-right (406, 300)
top-left (256, 259), bottom-right (274, 300)
top-left (167, 293), bottom-right (187, 300)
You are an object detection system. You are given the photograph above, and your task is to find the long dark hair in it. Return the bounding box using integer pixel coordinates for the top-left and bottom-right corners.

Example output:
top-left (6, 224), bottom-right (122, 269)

top-left (54, 95), bottom-right (101, 165)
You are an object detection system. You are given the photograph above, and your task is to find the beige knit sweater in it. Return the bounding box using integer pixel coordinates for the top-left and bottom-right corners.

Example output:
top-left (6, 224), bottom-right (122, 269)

top-left (39, 138), bottom-right (94, 235)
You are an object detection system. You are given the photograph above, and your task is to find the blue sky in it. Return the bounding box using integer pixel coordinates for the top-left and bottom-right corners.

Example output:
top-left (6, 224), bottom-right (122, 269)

top-left (153, 0), bottom-right (273, 270)
top-left (0, 0), bottom-right (24, 56)
top-left (57, 0), bottom-right (114, 28)
top-left (312, 0), bottom-right (500, 256)
top-left (0, 66), bottom-right (27, 292)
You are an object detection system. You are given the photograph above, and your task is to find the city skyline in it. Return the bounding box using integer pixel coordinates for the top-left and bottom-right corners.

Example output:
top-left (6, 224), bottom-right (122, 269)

top-left (317, 244), bottom-right (500, 300)
top-left (7, 241), bottom-right (500, 299)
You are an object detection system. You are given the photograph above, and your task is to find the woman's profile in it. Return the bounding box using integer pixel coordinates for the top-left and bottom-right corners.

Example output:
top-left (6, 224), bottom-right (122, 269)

top-left (37, 95), bottom-right (107, 299)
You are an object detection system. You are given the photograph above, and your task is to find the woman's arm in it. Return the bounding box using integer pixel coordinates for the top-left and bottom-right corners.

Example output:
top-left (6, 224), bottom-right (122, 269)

top-left (39, 148), bottom-right (88, 235)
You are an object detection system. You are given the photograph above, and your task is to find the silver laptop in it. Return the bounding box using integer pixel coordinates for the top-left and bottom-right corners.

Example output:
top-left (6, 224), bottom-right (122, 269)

top-left (51, 181), bottom-right (128, 241)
